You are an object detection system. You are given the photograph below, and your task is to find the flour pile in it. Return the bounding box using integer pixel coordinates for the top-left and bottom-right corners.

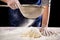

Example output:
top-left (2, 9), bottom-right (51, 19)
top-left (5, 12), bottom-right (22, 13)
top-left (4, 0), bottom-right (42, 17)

top-left (20, 27), bottom-right (42, 38)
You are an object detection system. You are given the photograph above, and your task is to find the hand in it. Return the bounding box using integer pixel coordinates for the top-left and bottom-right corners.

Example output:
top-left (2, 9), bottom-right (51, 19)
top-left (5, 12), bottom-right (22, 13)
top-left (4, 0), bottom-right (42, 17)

top-left (7, 0), bottom-right (18, 9)
top-left (39, 27), bottom-right (56, 36)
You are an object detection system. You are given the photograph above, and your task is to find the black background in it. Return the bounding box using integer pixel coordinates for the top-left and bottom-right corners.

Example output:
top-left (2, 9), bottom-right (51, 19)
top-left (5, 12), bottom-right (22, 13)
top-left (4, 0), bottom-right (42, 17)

top-left (0, 1), bottom-right (9, 26)
top-left (48, 0), bottom-right (60, 27)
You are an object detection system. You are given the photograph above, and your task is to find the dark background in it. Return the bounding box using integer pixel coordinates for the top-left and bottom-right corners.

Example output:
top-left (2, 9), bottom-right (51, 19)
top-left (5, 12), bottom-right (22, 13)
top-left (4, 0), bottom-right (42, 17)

top-left (48, 0), bottom-right (60, 27)
top-left (0, 0), bottom-right (60, 27)
top-left (0, 1), bottom-right (9, 26)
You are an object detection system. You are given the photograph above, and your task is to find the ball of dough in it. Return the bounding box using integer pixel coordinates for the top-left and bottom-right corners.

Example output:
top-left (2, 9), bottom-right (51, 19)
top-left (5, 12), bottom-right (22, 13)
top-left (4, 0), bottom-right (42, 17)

top-left (20, 27), bottom-right (42, 38)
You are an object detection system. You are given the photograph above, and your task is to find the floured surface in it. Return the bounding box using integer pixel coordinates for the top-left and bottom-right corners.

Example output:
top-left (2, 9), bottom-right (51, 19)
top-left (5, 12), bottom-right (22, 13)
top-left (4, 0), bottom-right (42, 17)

top-left (0, 27), bottom-right (60, 40)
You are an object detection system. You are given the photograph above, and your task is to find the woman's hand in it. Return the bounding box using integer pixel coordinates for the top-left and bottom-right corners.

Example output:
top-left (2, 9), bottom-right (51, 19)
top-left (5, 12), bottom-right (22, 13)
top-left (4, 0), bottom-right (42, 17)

top-left (7, 0), bottom-right (18, 9)
top-left (2, 0), bottom-right (18, 9)
top-left (39, 27), bottom-right (56, 36)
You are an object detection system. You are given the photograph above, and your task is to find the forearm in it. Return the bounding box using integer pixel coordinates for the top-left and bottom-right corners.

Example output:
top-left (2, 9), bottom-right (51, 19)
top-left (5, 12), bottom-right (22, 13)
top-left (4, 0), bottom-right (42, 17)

top-left (42, 5), bottom-right (49, 27)
top-left (0, 0), bottom-right (8, 3)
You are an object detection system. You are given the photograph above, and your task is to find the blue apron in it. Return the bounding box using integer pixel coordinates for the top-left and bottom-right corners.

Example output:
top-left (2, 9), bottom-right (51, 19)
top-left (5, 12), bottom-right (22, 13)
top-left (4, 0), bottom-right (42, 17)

top-left (8, 8), bottom-right (26, 26)
top-left (31, 0), bottom-right (42, 27)
top-left (9, 0), bottom-right (42, 27)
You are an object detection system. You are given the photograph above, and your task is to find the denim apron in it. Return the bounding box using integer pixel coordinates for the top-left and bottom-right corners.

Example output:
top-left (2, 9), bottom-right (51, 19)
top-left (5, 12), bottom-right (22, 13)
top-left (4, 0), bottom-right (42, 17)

top-left (9, 0), bottom-right (42, 27)
top-left (31, 0), bottom-right (42, 27)
top-left (8, 8), bottom-right (27, 26)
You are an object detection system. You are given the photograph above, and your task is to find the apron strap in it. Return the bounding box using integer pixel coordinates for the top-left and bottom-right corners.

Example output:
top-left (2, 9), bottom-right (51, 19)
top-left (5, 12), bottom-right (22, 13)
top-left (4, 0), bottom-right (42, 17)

top-left (35, 0), bottom-right (41, 5)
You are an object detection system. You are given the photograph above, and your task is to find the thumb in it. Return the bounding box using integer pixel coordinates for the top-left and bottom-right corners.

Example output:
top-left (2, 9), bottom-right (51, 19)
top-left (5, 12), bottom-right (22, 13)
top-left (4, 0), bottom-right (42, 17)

top-left (7, 2), bottom-right (18, 10)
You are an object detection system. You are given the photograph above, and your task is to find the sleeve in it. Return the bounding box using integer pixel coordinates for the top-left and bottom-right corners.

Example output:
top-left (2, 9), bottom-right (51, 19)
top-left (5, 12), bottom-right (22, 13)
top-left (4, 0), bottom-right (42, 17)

top-left (41, 0), bottom-right (49, 6)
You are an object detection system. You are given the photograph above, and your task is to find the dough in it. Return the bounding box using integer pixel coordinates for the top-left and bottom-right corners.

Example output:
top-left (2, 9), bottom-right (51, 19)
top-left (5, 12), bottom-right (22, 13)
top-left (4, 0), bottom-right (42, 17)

top-left (20, 27), bottom-right (42, 38)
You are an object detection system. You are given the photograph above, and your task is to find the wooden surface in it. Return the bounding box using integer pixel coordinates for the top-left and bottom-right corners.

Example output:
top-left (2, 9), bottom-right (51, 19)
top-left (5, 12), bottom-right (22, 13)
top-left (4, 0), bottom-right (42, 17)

top-left (0, 27), bottom-right (60, 40)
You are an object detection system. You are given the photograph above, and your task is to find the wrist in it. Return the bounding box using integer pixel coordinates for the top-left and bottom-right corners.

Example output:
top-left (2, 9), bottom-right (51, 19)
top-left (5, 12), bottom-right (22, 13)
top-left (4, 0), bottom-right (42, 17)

top-left (40, 27), bottom-right (48, 32)
top-left (42, 23), bottom-right (48, 27)
top-left (41, 26), bottom-right (48, 30)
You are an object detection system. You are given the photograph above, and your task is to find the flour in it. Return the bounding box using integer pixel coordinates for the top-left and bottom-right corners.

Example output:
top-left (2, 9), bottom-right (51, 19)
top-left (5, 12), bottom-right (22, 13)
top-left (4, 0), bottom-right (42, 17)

top-left (0, 27), bottom-right (60, 40)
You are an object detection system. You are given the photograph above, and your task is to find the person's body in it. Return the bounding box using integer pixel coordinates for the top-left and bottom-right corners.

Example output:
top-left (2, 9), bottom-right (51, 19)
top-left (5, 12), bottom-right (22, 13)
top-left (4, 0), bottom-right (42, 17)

top-left (1, 0), bottom-right (49, 27)
top-left (0, 0), bottom-right (54, 36)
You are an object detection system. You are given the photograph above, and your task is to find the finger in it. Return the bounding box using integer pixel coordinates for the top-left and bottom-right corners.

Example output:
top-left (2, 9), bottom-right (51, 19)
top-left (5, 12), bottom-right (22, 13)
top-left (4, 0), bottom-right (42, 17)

top-left (49, 31), bottom-right (54, 35)
top-left (44, 30), bottom-right (47, 36)
top-left (15, 4), bottom-right (18, 8)
top-left (40, 29), bottom-right (47, 36)
top-left (42, 30), bottom-right (47, 36)
top-left (46, 31), bottom-right (51, 36)
top-left (11, 3), bottom-right (17, 9)
top-left (46, 31), bottom-right (52, 36)
top-left (8, 2), bottom-right (18, 9)
top-left (45, 30), bottom-right (51, 36)
top-left (8, 3), bottom-right (15, 9)
top-left (48, 31), bottom-right (55, 36)
top-left (51, 31), bottom-right (57, 35)
top-left (44, 30), bottom-right (51, 36)
top-left (40, 30), bottom-right (44, 36)
top-left (14, 2), bottom-right (18, 8)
